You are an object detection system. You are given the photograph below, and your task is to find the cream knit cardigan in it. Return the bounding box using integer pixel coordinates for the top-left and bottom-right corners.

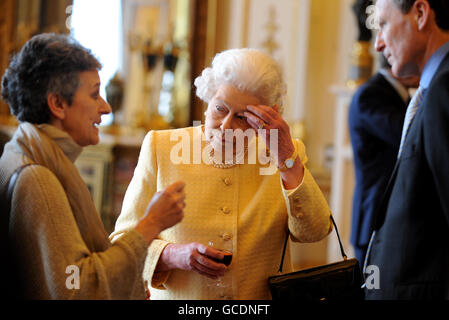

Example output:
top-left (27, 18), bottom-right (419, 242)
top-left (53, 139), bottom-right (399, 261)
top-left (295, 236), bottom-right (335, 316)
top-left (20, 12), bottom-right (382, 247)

top-left (111, 126), bottom-right (332, 300)
top-left (0, 124), bottom-right (148, 299)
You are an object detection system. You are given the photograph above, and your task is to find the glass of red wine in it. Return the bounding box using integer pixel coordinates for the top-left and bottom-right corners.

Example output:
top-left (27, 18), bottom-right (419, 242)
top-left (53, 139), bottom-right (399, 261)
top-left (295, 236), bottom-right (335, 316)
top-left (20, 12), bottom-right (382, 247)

top-left (212, 250), bottom-right (233, 266)
top-left (206, 240), bottom-right (233, 296)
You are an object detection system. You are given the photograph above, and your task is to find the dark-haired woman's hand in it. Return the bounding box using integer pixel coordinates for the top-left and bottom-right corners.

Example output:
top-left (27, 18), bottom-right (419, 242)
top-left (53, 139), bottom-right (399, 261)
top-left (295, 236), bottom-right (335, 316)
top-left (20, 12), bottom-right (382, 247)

top-left (135, 181), bottom-right (186, 244)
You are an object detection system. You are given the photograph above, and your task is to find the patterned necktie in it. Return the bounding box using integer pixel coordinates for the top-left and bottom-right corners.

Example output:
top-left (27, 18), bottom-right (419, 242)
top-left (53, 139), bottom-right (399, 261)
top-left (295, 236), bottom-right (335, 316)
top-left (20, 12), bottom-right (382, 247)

top-left (398, 86), bottom-right (426, 158)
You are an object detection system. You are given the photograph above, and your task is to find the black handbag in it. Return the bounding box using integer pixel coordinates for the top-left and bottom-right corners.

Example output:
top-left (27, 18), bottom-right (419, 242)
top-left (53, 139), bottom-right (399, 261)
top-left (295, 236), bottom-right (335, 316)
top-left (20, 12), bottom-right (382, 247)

top-left (268, 216), bottom-right (365, 301)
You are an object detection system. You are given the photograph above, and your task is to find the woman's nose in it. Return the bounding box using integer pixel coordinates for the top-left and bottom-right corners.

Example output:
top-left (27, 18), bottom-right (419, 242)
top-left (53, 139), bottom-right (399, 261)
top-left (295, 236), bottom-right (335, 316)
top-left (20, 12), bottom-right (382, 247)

top-left (220, 113), bottom-right (233, 132)
top-left (100, 97), bottom-right (112, 115)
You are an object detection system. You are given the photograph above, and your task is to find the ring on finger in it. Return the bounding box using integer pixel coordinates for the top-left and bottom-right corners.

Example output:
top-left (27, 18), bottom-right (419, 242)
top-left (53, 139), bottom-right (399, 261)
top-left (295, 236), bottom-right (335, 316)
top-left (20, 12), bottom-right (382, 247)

top-left (258, 121), bottom-right (267, 130)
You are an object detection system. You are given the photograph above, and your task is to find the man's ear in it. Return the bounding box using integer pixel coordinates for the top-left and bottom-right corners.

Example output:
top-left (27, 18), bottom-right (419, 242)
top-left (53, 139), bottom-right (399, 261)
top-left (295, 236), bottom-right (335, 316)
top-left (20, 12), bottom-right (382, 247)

top-left (47, 93), bottom-right (67, 120)
top-left (414, 0), bottom-right (431, 31)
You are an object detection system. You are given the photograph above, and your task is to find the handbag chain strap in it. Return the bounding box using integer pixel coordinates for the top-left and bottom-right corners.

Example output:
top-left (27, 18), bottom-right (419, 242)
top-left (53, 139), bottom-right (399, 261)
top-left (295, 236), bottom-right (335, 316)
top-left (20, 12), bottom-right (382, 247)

top-left (278, 215), bottom-right (347, 274)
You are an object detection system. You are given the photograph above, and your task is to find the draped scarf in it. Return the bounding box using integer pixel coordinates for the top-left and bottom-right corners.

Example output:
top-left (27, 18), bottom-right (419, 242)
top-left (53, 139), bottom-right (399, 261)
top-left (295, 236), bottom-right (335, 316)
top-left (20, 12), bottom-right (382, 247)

top-left (8, 122), bottom-right (110, 252)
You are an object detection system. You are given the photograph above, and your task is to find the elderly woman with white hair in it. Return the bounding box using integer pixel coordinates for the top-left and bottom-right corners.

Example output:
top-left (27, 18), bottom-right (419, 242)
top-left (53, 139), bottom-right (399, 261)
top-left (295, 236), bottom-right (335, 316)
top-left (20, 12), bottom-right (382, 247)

top-left (111, 48), bottom-right (332, 300)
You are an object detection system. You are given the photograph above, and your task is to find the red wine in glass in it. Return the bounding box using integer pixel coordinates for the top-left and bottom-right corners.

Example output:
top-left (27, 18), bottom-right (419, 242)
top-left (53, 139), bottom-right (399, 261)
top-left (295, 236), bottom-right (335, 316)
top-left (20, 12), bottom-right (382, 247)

top-left (213, 250), bottom-right (233, 266)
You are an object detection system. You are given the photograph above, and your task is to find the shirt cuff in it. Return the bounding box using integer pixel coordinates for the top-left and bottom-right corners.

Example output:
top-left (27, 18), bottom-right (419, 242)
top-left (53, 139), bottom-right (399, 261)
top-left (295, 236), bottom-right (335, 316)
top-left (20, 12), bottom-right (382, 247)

top-left (281, 171), bottom-right (306, 197)
top-left (145, 239), bottom-right (172, 289)
top-left (282, 168), bottom-right (315, 219)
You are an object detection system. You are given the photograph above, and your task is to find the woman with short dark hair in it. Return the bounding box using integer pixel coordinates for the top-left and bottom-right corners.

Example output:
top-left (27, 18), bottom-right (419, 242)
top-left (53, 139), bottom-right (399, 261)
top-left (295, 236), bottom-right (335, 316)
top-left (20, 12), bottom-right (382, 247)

top-left (0, 33), bottom-right (185, 299)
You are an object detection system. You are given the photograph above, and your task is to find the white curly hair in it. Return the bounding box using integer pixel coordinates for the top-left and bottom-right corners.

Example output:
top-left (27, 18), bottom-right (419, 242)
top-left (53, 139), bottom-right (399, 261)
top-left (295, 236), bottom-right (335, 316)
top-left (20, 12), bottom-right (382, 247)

top-left (194, 48), bottom-right (287, 114)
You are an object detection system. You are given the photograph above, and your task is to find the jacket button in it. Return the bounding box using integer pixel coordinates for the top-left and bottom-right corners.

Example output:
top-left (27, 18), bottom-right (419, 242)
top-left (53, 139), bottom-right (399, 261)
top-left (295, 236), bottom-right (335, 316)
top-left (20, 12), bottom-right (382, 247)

top-left (222, 178), bottom-right (232, 186)
top-left (221, 232), bottom-right (232, 241)
top-left (221, 206), bottom-right (231, 214)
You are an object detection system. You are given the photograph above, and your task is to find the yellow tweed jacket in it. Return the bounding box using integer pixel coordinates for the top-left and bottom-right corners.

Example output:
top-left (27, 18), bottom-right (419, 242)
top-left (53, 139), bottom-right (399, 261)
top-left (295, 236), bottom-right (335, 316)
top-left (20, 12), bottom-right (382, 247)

top-left (111, 126), bottom-right (332, 300)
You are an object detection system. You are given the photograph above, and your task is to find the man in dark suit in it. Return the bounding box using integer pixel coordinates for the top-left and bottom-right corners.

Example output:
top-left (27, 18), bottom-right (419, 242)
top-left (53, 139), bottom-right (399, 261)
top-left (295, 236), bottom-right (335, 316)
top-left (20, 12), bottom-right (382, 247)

top-left (365, 0), bottom-right (449, 299)
top-left (349, 56), bottom-right (418, 266)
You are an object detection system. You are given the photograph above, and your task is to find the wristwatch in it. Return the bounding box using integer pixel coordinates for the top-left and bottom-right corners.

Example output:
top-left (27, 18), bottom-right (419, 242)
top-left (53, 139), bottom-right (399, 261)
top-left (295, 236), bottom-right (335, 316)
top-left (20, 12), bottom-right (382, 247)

top-left (278, 148), bottom-right (298, 172)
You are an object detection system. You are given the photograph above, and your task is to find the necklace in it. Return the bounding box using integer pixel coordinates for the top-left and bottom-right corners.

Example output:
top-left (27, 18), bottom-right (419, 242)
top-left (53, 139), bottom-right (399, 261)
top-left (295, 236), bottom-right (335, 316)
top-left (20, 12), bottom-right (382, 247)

top-left (207, 144), bottom-right (248, 169)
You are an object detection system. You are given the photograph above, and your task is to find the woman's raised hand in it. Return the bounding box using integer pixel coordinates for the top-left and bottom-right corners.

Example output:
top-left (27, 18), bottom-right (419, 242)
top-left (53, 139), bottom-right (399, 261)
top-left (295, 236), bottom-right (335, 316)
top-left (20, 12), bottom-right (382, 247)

top-left (244, 105), bottom-right (304, 189)
top-left (135, 181), bottom-right (186, 244)
top-left (244, 104), bottom-right (295, 166)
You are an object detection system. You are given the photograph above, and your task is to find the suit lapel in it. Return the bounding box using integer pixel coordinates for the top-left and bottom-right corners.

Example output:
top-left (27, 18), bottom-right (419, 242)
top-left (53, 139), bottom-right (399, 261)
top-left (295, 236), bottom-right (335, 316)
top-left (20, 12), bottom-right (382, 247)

top-left (372, 90), bottom-right (425, 231)
top-left (372, 159), bottom-right (400, 230)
